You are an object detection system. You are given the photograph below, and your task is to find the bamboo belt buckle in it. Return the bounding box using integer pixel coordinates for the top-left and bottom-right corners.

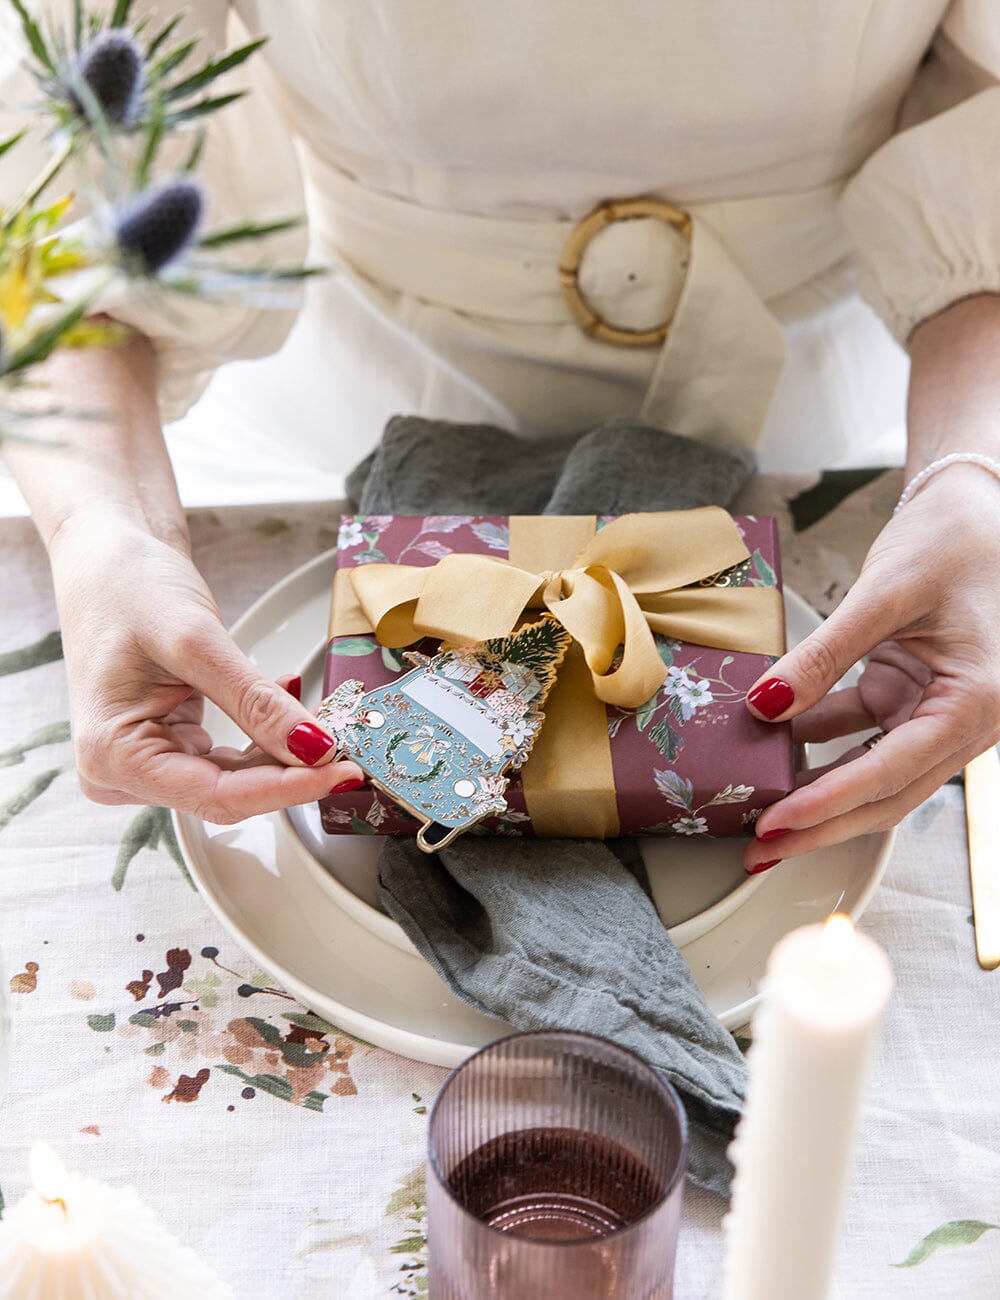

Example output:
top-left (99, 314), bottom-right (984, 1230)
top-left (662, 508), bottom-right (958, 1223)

top-left (559, 197), bottom-right (693, 347)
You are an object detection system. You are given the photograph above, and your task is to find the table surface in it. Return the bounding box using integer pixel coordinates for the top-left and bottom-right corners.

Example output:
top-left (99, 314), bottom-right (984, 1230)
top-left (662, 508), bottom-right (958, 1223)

top-left (2, 472), bottom-right (999, 1300)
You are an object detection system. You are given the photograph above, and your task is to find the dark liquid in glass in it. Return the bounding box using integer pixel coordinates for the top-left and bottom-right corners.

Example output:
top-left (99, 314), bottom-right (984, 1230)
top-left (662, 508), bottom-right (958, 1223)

top-left (448, 1126), bottom-right (666, 1243)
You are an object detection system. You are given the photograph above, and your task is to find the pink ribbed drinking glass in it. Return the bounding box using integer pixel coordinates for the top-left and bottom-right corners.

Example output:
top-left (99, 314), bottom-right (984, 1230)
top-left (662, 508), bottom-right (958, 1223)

top-left (427, 1031), bottom-right (687, 1299)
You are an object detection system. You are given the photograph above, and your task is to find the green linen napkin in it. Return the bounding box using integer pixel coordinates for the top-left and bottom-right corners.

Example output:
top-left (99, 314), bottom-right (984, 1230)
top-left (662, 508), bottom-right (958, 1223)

top-left (351, 414), bottom-right (755, 1196)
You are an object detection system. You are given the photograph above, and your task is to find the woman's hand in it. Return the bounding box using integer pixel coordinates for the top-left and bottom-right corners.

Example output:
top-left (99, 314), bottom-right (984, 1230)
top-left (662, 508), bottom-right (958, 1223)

top-left (50, 509), bottom-right (364, 823)
top-left (742, 463), bottom-right (1000, 872)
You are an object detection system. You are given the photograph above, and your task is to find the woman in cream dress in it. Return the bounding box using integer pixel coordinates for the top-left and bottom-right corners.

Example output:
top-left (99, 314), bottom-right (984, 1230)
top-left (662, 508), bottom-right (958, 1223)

top-left (2, 1), bottom-right (1000, 873)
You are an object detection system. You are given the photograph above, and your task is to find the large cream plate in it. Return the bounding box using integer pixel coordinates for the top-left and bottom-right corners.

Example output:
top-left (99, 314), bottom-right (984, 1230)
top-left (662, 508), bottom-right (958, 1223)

top-left (174, 550), bottom-right (893, 1066)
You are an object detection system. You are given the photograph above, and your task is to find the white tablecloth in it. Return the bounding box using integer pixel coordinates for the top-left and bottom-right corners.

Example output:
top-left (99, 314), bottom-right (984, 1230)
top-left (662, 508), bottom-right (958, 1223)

top-left (1, 478), bottom-right (998, 1299)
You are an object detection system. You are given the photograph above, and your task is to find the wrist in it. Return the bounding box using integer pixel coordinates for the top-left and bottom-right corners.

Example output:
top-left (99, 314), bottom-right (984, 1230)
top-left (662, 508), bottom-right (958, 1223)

top-left (47, 502), bottom-right (191, 570)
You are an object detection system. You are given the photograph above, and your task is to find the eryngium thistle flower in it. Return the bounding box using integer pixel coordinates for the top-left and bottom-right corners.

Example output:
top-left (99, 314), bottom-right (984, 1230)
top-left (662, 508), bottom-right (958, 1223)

top-left (114, 179), bottom-right (205, 275)
top-left (71, 31), bottom-right (143, 126)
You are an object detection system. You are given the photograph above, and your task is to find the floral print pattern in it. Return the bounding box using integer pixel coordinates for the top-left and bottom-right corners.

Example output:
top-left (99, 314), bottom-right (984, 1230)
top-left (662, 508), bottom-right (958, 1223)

top-left (85, 944), bottom-right (358, 1111)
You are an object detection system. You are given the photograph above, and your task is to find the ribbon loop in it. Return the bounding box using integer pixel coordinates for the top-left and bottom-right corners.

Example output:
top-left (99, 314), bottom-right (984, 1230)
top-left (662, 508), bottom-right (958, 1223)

top-left (347, 509), bottom-right (784, 709)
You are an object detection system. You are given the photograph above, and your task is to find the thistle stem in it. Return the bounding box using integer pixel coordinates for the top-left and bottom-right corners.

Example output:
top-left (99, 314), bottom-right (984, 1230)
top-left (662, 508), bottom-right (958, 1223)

top-left (4, 135), bottom-right (74, 230)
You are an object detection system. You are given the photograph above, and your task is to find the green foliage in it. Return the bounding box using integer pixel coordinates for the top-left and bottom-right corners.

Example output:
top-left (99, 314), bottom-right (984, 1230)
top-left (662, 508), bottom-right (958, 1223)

top-left (113, 806), bottom-right (190, 891)
top-left (894, 1220), bottom-right (1000, 1268)
top-left (0, 720), bottom-right (70, 768)
top-left (485, 615), bottom-right (571, 691)
top-left (0, 765), bottom-right (68, 832)
top-left (199, 217), bottom-right (301, 248)
top-left (330, 637), bottom-right (379, 657)
top-left (87, 1012), bottom-right (116, 1032)
top-left (0, 631), bottom-right (63, 675)
top-left (648, 717), bottom-right (682, 761)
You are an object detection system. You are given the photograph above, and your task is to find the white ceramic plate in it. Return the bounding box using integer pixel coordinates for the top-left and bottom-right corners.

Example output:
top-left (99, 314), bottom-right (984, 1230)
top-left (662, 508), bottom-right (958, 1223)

top-left (174, 551), bottom-right (894, 1065)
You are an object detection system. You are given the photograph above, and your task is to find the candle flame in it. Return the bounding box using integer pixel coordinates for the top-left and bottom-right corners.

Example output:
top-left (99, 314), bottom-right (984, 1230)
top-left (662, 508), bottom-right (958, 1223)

top-left (821, 912), bottom-right (856, 966)
top-left (30, 1143), bottom-right (69, 1210)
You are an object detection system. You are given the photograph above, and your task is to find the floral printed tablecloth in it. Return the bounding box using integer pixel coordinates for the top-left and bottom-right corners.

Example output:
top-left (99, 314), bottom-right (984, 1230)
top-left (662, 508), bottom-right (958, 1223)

top-left (2, 476), bottom-right (1000, 1299)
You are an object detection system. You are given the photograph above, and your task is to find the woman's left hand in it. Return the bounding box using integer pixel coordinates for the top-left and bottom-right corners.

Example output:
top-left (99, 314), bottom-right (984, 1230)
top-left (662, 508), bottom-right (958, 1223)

top-left (742, 461), bottom-right (1000, 873)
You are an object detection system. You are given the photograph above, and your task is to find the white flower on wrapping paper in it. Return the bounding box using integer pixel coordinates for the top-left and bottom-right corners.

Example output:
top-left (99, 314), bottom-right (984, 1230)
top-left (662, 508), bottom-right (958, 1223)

top-left (337, 520), bottom-right (365, 550)
top-left (663, 666), bottom-right (714, 720)
top-left (406, 725), bottom-right (451, 764)
top-left (672, 816), bottom-right (709, 835)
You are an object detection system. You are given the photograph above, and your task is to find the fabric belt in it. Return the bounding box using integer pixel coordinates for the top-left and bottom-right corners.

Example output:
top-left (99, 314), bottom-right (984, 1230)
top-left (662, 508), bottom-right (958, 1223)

top-left (304, 151), bottom-right (854, 449)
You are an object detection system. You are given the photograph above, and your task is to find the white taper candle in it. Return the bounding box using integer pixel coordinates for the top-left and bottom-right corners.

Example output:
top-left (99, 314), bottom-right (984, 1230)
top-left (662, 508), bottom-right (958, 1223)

top-left (722, 915), bottom-right (893, 1300)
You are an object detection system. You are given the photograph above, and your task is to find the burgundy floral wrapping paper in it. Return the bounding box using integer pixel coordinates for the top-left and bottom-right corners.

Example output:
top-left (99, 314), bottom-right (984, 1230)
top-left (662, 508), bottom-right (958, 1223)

top-left (319, 514), bottom-right (794, 839)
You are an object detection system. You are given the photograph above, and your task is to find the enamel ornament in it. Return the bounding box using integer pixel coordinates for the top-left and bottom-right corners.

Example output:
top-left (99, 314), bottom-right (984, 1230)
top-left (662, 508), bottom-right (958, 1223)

top-left (318, 615), bottom-right (572, 851)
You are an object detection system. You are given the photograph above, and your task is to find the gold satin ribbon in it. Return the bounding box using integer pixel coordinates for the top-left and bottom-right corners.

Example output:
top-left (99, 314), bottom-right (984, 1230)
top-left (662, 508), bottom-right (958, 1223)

top-left (340, 509), bottom-right (783, 709)
top-left (328, 510), bottom-right (785, 837)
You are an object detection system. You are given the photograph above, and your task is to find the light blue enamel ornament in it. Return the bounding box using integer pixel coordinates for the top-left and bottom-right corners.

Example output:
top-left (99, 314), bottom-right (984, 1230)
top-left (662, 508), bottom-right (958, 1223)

top-left (318, 615), bottom-right (572, 851)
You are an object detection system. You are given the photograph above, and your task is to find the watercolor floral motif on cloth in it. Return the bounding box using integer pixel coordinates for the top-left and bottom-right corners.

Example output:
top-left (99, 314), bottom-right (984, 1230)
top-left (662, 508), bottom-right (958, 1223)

top-left (318, 616), bottom-right (571, 850)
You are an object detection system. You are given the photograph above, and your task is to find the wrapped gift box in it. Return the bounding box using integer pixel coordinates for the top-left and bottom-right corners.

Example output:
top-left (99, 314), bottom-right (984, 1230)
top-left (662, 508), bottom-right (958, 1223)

top-left (319, 512), bottom-right (794, 839)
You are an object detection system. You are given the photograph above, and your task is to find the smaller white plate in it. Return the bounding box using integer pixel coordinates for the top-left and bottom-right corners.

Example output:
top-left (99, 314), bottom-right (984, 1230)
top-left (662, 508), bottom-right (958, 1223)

top-left (284, 584), bottom-right (846, 954)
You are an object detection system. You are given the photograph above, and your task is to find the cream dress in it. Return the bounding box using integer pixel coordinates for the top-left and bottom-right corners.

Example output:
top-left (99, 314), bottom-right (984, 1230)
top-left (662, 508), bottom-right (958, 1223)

top-left (3, 1), bottom-right (1000, 494)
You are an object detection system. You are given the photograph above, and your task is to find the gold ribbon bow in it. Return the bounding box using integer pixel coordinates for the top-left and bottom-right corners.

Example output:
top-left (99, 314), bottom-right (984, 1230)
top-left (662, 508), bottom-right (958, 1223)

top-left (342, 508), bottom-right (784, 710)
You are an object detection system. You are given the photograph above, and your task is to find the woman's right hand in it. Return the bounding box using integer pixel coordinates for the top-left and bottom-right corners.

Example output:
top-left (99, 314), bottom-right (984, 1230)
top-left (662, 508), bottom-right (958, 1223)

top-left (50, 510), bottom-right (364, 822)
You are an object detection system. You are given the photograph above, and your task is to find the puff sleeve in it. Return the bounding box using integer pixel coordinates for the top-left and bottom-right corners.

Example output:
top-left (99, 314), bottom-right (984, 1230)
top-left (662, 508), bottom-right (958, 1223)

top-left (0, 0), bottom-right (306, 423)
top-left (838, 2), bottom-right (1000, 346)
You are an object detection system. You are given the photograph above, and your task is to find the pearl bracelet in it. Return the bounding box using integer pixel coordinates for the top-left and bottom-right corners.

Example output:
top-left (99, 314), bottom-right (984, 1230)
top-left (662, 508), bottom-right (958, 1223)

top-left (893, 452), bottom-right (1000, 515)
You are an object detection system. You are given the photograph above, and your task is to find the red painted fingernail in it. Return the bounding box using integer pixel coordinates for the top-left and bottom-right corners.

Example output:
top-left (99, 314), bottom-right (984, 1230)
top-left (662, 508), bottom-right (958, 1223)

top-left (285, 675), bottom-right (302, 701)
top-left (758, 827), bottom-right (792, 843)
top-left (746, 859), bottom-right (782, 876)
top-left (287, 722), bottom-right (335, 765)
top-left (747, 678), bottom-right (795, 720)
top-left (330, 776), bottom-right (366, 795)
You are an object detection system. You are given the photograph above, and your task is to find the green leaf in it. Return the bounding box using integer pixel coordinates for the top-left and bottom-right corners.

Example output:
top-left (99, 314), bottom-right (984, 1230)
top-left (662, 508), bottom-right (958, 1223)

top-left (648, 719), bottom-right (682, 762)
top-left (390, 1234), bottom-right (427, 1255)
top-left (279, 1039), bottom-right (328, 1069)
top-left (330, 637), bottom-right (379, 657)
top-left (635, 696), bottom-right (656, 732)
top-left (150, 38), bottom-right (198, 82)
top-left (164, 38), bottom-right (267, 102)
top-left (302, 1090), bottom-right (328, 1112)
top-left (654, 769), bottom-right (694, 810)
top-left (110, 0), bottom-right (134, 25)
top-left (199, 217), bottom-right (301, 248)
top-left (9, 0), bottom-right (55, 73)
top-left (134, 92), bottom-right (165, 190)
top-left (385, 1166), bottom-right (427, 1218)
top-left (894, 1220), bottom-right (1000, 1268)
top-left (177, 1019), bottom-right (199, 1033)
top-left (145, 14), bottom-right (183, 60)
top-left (381, 645), bottom-right (407, 672)
top-left (215, 1064), bottom-right (295, 1103)
top-left (87, 1013), bottom-right (116, 1032)
top-left (788, 468), bottom-right (886, 532)
top-left (283, 1011), bottom-right (336, 1034)
top-left (0, 720), bottom-right (71, 768)
top-left (349, 813), bottom-right (376, 835)
top-left (0, 129), bottom-right (26, 160)
top-left (656, 638), bottom-right (674, 668)
top-left (4, 299), bottom-right (91, 375)
top-left (243, 1016), bottom-right (283, 1047)
top-left (72, 0), bottom-right (83, 51)
top-left (0, 630), bottom-right (62, 681)
top-left (665, 693), bottom-right (686, 726)
top-left (751, 548), bottom-right (777, 588)
top-left (143, 1042), bottom-right (166, 1056)
top-left (0, 1183), bottom-right (5, 1218)
top-left (0, 766), bottom-right (68, 832)
top-left (180, 127), bottom-right (206, 174)
top-left (171, 90), bottom-right (251, 126)
top-left (129, 1011), bottom-right (156, 1027)
top-left (112, 806), bottom-right (191, 891)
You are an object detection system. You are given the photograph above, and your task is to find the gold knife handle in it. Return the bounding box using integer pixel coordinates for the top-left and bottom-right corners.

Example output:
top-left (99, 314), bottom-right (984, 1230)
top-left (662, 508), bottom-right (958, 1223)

top-left (965, 746), bottom-right (1000, 971)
